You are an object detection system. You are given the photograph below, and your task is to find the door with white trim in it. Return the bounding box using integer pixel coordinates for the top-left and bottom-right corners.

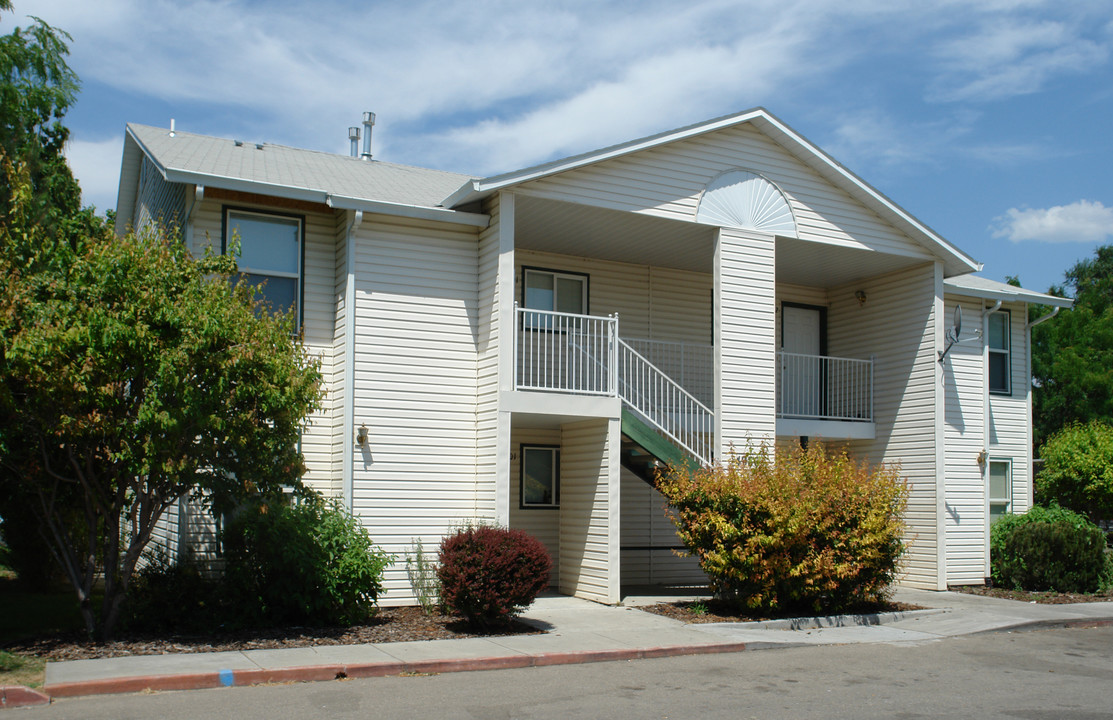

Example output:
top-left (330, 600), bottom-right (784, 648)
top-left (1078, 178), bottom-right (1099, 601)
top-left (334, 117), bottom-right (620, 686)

top-left (781, 305), bottom-right (822, 417)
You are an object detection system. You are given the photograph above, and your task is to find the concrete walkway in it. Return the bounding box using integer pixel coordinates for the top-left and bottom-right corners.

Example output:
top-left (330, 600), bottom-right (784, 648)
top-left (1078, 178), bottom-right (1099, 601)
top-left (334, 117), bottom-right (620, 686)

top-left (37, 588), bottom-right (1113, 700)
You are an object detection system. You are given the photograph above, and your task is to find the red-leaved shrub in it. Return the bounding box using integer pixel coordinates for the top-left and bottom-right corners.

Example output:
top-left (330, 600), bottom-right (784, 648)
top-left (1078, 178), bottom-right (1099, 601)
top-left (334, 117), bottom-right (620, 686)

top-left (437, 526), bottom-right (552, 628)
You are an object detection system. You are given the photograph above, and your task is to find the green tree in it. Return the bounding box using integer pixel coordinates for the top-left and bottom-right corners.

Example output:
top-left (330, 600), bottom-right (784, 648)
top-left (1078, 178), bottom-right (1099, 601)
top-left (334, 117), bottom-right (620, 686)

top-left (0, 1), bottom-right (82, 227)
top-left (1031, 245), bottom-right (1113, 447)
top-left (1036, 420), bottom-right (1113, 524)
top-left (0, 160), bottom-right (323, 639)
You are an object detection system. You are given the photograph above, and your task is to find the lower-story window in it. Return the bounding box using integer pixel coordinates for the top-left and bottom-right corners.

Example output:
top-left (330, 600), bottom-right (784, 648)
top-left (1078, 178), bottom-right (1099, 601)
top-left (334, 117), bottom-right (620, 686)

top-left (989, 459), bottom-right (1011, 523)
top-left (521, 445), bottom-right (559, 509)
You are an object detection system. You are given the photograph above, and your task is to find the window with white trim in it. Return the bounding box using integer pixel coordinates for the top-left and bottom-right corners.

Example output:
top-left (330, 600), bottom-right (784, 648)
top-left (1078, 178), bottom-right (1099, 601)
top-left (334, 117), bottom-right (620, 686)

top-left (988, 310), bottom-right (1011, 395)
top-left (523, 268), bottom-right (587, 315)
top-left (224, 208), bottom-right (303, 323)
top-left (520, 445), bottom-right (559, 508)
top-left (989, 459), bottom-right (1011, 524)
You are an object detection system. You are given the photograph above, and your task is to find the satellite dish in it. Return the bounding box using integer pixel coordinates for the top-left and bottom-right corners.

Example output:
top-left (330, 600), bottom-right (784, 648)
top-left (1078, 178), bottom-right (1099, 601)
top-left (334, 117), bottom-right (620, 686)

top-left (939, 305), bottom-right (963, 364)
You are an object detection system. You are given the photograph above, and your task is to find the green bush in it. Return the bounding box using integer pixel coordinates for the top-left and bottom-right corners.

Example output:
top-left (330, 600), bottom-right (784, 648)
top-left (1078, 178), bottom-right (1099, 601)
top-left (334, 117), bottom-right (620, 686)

top-left (1037, 421), bottom-right (1113, 524)
top-left (990, 505), bottom-right (1112, 592)
top-left (658, 442), bottom-right (908, 615)
top-left (221, 492), bottom-right (393, 627)
top-left (437, 525), bottom-right (551, 629)
top-left (124, 550), bottom-right (219, 633)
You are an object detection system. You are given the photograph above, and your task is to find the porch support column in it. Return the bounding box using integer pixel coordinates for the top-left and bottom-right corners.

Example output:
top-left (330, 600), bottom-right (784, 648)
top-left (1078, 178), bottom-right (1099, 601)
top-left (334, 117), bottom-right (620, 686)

top-left (714, 227), bottom-right (777, 457)
top-left (494, 191), bottom-right (516, 525)
top-left (558, 417), bottom-right (621, 604)
top-left (933, 260), bottom-right (948, 589)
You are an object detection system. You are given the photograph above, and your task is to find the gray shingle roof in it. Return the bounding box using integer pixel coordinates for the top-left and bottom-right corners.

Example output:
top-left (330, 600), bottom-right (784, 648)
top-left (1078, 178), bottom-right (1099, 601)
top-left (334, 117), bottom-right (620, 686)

top-left (127, 123), bottom-right (475, 209)
top-left (944, 274), bottom-right (1073, 307)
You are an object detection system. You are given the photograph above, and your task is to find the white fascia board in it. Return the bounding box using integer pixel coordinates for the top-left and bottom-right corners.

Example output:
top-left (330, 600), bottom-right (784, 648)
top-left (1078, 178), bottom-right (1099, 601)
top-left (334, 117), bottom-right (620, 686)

top-left (114, 132), bottom-right (144, 235)
top-left (943, 282), bottom-right (1074, 308)
top-left (326, 194), bottom-right (489, 228)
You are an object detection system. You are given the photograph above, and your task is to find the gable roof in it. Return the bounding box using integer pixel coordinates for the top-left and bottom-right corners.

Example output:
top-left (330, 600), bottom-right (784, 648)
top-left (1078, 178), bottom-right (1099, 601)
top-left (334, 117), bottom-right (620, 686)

top-left (116, 123), bottom-right (487, 229)
top-left (944, 274), bottom-right (1073, 308)
top-left (442, 107), bottom-right (981, 277)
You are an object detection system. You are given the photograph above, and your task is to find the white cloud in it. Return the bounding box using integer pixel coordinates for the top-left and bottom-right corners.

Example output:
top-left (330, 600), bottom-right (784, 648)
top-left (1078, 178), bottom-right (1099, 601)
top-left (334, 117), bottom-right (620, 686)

top-left (64, 136), bottom-right (124, 212)
top-left (991, 200), bottom-right (1113, 243)
top-left (929, 18), bottom-right (1111, 102)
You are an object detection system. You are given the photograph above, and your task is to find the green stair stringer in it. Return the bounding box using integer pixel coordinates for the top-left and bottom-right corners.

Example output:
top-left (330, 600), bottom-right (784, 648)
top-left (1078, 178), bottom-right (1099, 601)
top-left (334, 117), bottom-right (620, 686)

top-left (620, 407), bottom-right (702, 476)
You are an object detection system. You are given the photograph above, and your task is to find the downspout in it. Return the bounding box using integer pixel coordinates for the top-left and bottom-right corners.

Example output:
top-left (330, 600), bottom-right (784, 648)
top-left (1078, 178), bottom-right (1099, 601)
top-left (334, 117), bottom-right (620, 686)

top-left (342, 210), bottom-right (364, 510)
top-left (981, 299), bottom-right (1001, 579)
top-left (1026, 306), bottom-right (1060, 330)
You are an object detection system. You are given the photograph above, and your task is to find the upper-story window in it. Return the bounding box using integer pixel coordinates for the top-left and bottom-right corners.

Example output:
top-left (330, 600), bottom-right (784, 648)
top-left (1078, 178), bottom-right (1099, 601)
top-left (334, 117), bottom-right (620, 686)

top-left (523, 267), bottom-right (587, 315)
top-left (988, 310), bottom-right (1011, 395)
top-left (224, 208), bottom-right (303, 324)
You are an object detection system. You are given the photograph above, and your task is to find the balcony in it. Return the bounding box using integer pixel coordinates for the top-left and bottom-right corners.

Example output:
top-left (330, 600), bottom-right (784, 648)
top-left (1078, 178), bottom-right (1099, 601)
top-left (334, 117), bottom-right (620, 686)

top-left (776, 351), bottom-right (875, 439)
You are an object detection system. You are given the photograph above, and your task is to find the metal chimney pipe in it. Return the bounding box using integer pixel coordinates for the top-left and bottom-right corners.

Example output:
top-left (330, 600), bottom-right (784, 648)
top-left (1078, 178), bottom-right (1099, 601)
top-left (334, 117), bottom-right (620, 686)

top-left (360, 112), bottom-right (375, 161)
top-left (348, 126), bottom-right (360, 157)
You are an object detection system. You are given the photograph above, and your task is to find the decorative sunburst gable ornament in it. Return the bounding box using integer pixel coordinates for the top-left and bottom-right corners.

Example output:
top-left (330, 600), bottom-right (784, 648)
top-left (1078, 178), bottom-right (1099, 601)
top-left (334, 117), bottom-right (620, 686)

top-left (695, 170), bottom-right (797, 236)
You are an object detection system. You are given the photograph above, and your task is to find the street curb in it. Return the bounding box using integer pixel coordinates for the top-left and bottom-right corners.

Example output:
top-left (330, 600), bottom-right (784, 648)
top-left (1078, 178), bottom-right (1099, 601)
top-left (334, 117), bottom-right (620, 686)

top-left (1, 685), bottom-right (51, 709)
top-left (697, 607), bottom-right (948, 631)
top-left (972, 616), bottom-right (1113, 636)
top-left (42, 641), bottom-right (751, 699)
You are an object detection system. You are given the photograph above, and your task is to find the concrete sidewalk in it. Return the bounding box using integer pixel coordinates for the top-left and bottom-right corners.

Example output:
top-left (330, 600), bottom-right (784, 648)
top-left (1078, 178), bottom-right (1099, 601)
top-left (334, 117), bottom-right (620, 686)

top-left (37, 588), bottom-right (1113, 700)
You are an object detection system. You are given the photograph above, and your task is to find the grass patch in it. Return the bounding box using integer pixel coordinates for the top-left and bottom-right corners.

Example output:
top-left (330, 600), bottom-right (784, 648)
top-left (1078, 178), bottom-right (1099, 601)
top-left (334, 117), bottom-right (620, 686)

top-left (0, 650), bottom-right (46, 689)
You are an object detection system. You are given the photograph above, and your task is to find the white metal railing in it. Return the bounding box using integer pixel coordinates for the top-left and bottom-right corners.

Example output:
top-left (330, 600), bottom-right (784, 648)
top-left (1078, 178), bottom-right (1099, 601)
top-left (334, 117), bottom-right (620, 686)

top-left (622, 338), bottom-right (713, 408)
top-left (515, 305), bottom-right (617, 395)
top-left (777, 351), bottom-right (873, 422)
top-left (618, 340), bottom-right (714, 465)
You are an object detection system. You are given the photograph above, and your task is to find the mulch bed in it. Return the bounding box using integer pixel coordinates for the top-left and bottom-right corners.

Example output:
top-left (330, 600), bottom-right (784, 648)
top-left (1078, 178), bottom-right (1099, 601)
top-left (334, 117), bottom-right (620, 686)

top-left (2, 606), bottom-right (540, 662)
top-left (950, 585), bottom-right (1113, 605)
top-left (639, 598), bottom-right (922, 624)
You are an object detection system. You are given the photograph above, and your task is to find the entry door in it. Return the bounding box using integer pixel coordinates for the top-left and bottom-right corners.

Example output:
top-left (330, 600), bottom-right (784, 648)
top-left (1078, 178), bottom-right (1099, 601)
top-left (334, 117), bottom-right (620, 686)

top-left (782, 305), bottom-right (822, 417)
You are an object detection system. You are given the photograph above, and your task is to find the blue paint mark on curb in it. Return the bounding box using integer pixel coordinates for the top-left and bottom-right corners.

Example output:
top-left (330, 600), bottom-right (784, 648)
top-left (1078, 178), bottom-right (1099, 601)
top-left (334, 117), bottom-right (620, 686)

top-left (219, 669), bottom-right (235, 687)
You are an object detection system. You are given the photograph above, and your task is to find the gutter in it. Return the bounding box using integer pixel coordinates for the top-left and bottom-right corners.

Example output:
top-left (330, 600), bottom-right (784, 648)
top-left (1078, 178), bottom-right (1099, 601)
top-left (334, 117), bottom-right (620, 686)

top-left (1027, 306), bottom-right (1061, 330)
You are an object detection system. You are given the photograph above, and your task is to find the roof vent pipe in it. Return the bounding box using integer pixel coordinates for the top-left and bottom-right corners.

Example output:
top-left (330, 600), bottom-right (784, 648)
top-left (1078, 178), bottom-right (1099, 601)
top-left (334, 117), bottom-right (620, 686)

top-left (361, 112), bottom-right (375, 161)
top-left (348, 126), bottom-right (360, 157)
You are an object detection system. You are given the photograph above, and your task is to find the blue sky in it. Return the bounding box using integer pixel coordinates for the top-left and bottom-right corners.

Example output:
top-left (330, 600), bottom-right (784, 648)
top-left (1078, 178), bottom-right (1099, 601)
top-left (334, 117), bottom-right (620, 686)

top-left (8, 0), bottom-right (1113, 295)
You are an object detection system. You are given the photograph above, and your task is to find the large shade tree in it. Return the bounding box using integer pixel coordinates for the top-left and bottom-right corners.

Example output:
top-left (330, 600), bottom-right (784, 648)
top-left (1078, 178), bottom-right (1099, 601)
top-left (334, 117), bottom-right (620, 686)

top-left (1031, 245), bottom-right (1113, 448)
top-left (0, 162), bottom-right (324, 638)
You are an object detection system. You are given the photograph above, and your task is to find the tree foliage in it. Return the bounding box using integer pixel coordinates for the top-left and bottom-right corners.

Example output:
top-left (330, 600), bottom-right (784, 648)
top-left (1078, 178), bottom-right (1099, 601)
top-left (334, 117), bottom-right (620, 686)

top-left (0, 3), bottom-right (82, 227)
top-left (1031, 245), bottom-right (1113, 447)
top-left (658, 443), bottom-right (908, 614)
top-left (0, 158), bottom-right (323, 639)
top-left (1036, 420), bottom-right (1113, 525)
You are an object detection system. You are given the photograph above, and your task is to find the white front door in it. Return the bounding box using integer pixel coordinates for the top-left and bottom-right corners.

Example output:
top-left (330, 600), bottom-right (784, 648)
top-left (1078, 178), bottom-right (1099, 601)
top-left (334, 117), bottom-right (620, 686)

top-left (781, 305), bottom-right (822, 417)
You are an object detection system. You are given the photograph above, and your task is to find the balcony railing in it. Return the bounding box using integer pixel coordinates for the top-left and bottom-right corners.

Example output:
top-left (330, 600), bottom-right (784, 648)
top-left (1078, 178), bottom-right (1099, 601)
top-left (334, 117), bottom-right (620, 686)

top-left (622, 338), bottom-right (713, 407)
top-left (514, 306), bottom-right (616, 395)
top-left (777, 352), bottom-right (873, 422)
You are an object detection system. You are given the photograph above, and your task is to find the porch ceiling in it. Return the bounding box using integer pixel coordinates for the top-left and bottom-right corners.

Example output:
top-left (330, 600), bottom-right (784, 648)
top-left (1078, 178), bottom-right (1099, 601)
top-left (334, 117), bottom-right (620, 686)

top-left (514, 195), bottom-right (715, 273)
top-left (513, 195), bottom-right (931, 286)
top-left (776, 236), bottom-right (931, 289)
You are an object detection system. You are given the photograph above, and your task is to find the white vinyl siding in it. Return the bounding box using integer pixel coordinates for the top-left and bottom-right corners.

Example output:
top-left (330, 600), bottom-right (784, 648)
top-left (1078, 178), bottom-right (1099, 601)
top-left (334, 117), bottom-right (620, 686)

top-left (619, 468), bottom-right (705, 586)
top-left (942, 295), bottom-right (989, 585)
top-left (559, 418), bottom-right (620, 604)
top-left (717, 227), bottom-right (777, 451)
top-left (509, 427), bottom-right (561, 571)
top-left (349, 214), bottom-right (482, 604)
top-left (133, 155), bottom-right (185, 233)
top-left (988, 304), bottom-right (1031, 514)
top-left (515, 250), bottom-right (712, 345)
top-left (828, 263), bottom-right (942, 589)
top-left (518, 123), bottom-right (933, 261)
top-left (190, 196), bottom-right (338, 496)
top-left (475, 194), bottom-right (505, 524)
